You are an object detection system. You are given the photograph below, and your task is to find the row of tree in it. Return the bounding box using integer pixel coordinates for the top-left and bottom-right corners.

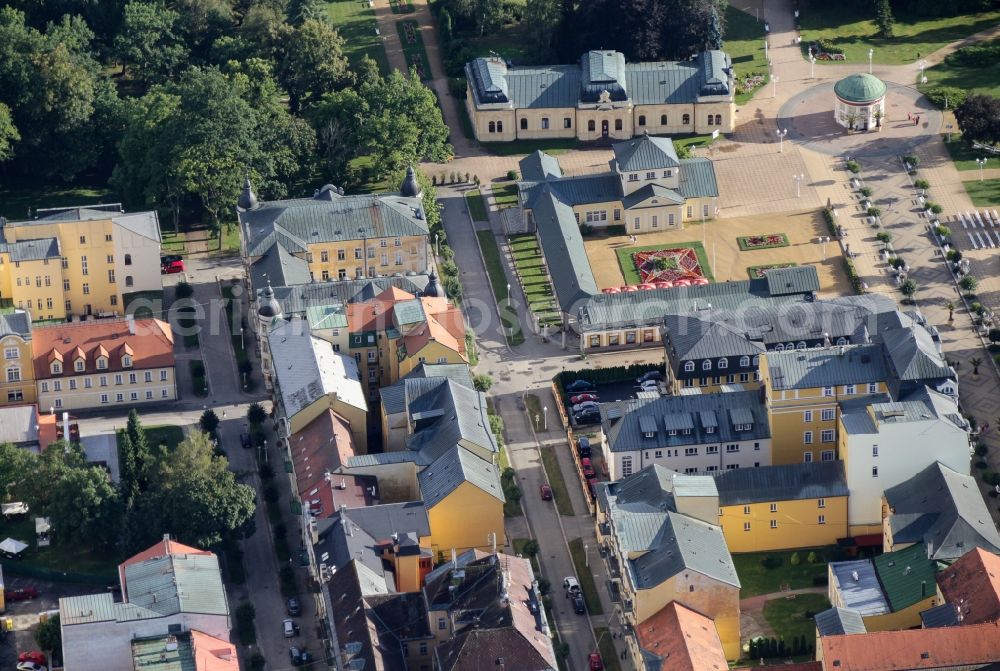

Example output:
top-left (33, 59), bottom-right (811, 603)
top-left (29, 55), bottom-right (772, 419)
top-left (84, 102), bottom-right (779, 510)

top-left (0, 0), bottom-right (452, 229)
top-left (0, 410), bottom-right (255, 554)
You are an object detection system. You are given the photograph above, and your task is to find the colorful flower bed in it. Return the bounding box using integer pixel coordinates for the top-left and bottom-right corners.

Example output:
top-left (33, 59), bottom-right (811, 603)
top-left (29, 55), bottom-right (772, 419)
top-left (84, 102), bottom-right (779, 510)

top-left (747, 263), bottom-right (798, 279)
top-left (395, 20), bottom-right (431, 81)
top-left (632, 247), bottom-right (706, 283)
top-left (737, 233), bottom-right (790, 251)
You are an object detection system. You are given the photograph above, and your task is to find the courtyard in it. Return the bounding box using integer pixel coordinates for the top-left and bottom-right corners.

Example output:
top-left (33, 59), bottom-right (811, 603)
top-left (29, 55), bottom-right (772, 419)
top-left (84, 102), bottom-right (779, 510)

top-left (582, 210), bottom-right (852, 296)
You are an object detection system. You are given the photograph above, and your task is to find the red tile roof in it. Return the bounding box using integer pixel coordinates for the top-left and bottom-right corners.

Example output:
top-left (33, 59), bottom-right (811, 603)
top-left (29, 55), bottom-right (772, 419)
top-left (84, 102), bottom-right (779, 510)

top-left (750, 664), bottom-right (821, 671)
top-left (636, 602), bottom-right (727, 671)
top-left (820, 620), bottom-right (1000, 670)
top-left (401, 297), bottom-right (466, 360)
top-left (32, 318), bottom-right (173, 378)
top-left (190, 630), bottom-right (239, 671)
top-left (938, 548), bottom-right (1000, 625)
top-left (290, 409), bottom-right (364, 518)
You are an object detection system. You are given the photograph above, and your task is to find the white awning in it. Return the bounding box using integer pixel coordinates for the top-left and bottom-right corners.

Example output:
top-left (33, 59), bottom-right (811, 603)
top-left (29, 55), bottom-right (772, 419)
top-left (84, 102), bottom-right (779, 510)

top-left (0, 538), bottom-right (28, 555)
top-left (1, 503), bottom-right (27, 517)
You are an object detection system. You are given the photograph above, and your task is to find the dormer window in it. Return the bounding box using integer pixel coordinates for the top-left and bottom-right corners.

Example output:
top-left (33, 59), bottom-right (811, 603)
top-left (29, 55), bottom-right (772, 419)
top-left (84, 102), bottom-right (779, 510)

top-left (752, 356), bottom-right (759, 366)
top-left (684, 361), bottom-right (695, 372)
top-left (74, 359), bottom-right (85, 372)
top-left (702, 360), bottom-right (711, 370)
top-left (718, 358), bottom-right (728, 369)
top-left (646, 171), bottom-right (656, 180)
top-left (628, 174), bottom-right (638, 182)
top-left (643, 431), bottom-right (655, 439)
top-left (122, 354), bottom-right (133, 368)
top-left (740, 355), bottom-right (750, 367)
top-left (663, 169), bottom-right (672, 178)
top-left (51, 361), bottom-right (62, 375)
top-left (97, 357), bottom-right (108, 370)
top-left (706, 426), bottom-right (715, 434)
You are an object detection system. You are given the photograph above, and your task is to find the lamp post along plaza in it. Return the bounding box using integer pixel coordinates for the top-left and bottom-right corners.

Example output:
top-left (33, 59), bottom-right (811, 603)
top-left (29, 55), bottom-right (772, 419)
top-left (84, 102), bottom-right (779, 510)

top-left (772, 74), bottom-right (779, 98)
top-left (810, 55), bottom-right (816, 77)
top-left (777, 128), bottom-right (787, 152)
top-left (977, 158), bottom-right (989, 181)
top-left (868, 48), bottom-right (874, 74)
top-left (794, 173), bottom-right (805, 198)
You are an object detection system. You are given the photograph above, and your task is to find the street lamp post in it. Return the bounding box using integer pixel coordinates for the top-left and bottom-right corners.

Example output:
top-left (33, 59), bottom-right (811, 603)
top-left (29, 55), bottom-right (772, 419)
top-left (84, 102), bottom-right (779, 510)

top-left (977, 158), bottom-right (989, 181)
top-left (772, 74), bottom-right (779, 98)
top-left (434, 233), bottom-right (439, 258)
top-left (506, 282), bottom-right (511, 304)
top-left (868, 48), bottom-right (874, 74)
top-left (543, 406), bottom-right (547, 431)
top-left (793, 173), bottom-right (805, 198)
top-left (776, 128), bottom-right (788, 152)
top-left (820, 235), bottom-right (830, 261)
top-left (810, 55), bottom-right (816, 77)
top-left (240, 326), bottom-right (244, 351)
top-left (764, 38), bottom-right (768, 61)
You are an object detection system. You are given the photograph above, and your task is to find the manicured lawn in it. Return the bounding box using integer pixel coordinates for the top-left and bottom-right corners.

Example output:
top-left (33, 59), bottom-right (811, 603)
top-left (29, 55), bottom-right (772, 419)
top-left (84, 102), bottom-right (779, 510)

top-left (466, 189), bottom-right (489, 222)
top-left (800, 5), bottom-right (1000, 65)
top-left (921, 37), bottom-right (1000, 96)
top-left (540, 445), bottom-right (575, 517)
top-left (509, 234), bottom-right (561, 326)
top-left (482, 138), bottom-right (580, 157)
top-left (568, 537), bottom-right (603, 615)
top-left (463, 16), bottom-right (535, 65)
top-left (492, 183), bottom-right (520, 209)
top-left (593, 627), bottom-right (623, 671)
top-left (738, 233), bottom-right (790, 251)
top-left (324, 0), bottom-right (390, 73)
top-left (0, 176), bottom-right (113, 220)
top-left (748, 262), bottom-right (798, 279)
top-left (724, 6), bottom-right (768, 105)
top-left (963, 178), bottom-right (1000, 207)
top-left (944, 136), bottom-right (992, 170)
top-left (122, 290), bottom-right (164, 319)
top-left (160, 231), bottom-right (186, 254)
top-left (475, 230), bottom-right (524, 346)
top-left (733, 550), bottom-right (831, 598)
top-left (614, 241), bottom-right (714, 285)
top-left (217, 223), bottom-right (241, 255)
top-left (763, 593), bottom-right (831, 647)
top-left (395, 20), bottom-right (432, 80)
top-left (348, 155), bottom-right (391, 194)
top-left (144, 425), bottom-right (185, 451)
top-left (0, 515), bottom-right (120, 578)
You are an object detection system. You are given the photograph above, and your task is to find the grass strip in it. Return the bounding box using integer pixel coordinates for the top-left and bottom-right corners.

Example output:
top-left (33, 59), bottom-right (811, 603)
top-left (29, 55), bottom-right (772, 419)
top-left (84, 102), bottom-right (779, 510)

top-left (539, 445), bottom-right (575, 517)
top-left (466, 189), bottom-right (489, 222)
top-left (475, 230), bottom-right (524, 346)
top-left (568, 538), bottom-right (603, 615)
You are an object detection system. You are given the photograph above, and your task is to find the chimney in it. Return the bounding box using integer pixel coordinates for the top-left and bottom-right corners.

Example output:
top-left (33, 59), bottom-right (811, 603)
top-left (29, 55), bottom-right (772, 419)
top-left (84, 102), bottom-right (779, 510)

top-left (127, 315), bottom-right (136, 335)
top-left (62, 412), bottom-right (70, 444)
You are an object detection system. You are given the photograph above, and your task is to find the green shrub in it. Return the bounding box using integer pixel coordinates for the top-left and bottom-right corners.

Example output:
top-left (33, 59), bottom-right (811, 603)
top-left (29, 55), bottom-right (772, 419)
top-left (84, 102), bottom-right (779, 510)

top-left (947, 249), bottom-right (963, 262)
top-left (846, 159), bottom-right (861, 173)
top-left (760, 555), bottom-right (782, 570)
top-left (844, 257), bottom-right (865, 294)
top-left (822, 208), bottom-right (838, 236)
top-left (902, 155), bottom-right (919, 167)
top-left (807, 551), bottom-right (820, 564)
top-left (922, 86), bottom-right (966, 110)
top-left (263, 484), bottom-right (279, 503)
top-left (507, 169), bottom-right (519, 181)
top-left (816, 38), bottom-right (844, 54)
top-left (790, 551), bottom-right (801, 566)
top-left (867, 206), bottom-right (882, 217)
top-left (175, 281), bottom-right (194, 299)
top-left (521, 539), bottom-right (540, 557)
top-left (859, 186), bottom-right (873, 197)
top-left (944, 45), bottom-right (1000, 68)
top-left (914, 178), bottom-right (930, 189)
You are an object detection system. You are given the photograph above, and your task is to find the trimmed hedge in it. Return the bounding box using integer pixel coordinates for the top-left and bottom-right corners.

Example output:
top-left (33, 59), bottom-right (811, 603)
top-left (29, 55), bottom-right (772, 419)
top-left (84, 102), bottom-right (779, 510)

top-left (844, 257), bottom-right (865, 294)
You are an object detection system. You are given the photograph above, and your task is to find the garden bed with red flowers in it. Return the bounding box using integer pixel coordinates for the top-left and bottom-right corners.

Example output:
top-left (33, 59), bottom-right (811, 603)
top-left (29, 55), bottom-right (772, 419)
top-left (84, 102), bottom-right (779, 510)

top-left (737, 233), bottom-right (790, 251)
top-left (747, 263), bottom-right (798, 279)
top-left (631, 247), bottom-right (706, 283)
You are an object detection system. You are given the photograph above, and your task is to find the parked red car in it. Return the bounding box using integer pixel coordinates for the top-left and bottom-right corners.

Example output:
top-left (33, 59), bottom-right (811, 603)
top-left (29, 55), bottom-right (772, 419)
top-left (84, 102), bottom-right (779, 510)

top-left (588, 652), bottom-right (604, 670)
top-left (161, 259), bottom-right (185, 274)
top-left (569, 393), bottom-right (598, 405)
top-left (18, 652), bottom-right (47, 666)
top-left (581, 458), bottom-right (595, 479)
top-left (540, 483), bottom-right (553, 501)
top-left (5, 587), bottom-right (39, 601)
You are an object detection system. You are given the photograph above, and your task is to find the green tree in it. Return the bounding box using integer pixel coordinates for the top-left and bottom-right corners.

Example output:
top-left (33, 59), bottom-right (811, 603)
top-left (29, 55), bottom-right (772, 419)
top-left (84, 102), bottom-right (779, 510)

top-left (277, 18), bottom-right (350, 112)
top-left (131, 431), bottom-right (255, 548)
top-left (947, 300), bottom-right (955, 321)
top-left (473, 374), bottom-right (493, 392)
top-left (200, 409), bottom-right (220, 434)
top-left (900, 278), bottom-right (918, 300)
top-left (524, 0), bottom-right (561, 57)
top-left (971, 356), bottom-right (983, 375)
top-left (118, 430), bottom-right (140, 511)
top-left (35, 613), bottom-right (62, 665)
top-left (287, 0), bottom-right (328, 24)
top-left (247, 402), bottom-right (267, 426)
top-left (960, 274), bottom-right (979, 295)
top-left (0, 102), bottom-right (19, 162)
top-left (876, 231), bottom-right (892, 247)
top-left (114, 1), bottom-right (188, 86)
top-left (790, 551), bottom-right (801, 566)
top-left (874, 0), bottom-right (894, 38)
top-left (955, 94), bottom-right (1000, 146)
top-left (0, 441), bottom-right (37, 498)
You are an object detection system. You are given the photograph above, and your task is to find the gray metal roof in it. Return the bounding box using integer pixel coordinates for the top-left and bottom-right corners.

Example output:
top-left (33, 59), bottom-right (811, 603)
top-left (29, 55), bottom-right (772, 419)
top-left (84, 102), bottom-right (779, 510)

top-left (249, 242), bottom-right (311, 289)
top-left (829, 559), bottom-right (890, 615)
top-left (124, 552), bottom-right (228, 617)
top-left (601, 390), bottom-right (769, 453)
top-left (111, 211), bottom-right (161, 242)
top-left (382, 363), bottom-right (475, 416)
top-left (519, 151), bottom-right (563, 181)
top-left (921, 602), bottom-right (961, 629)
top-left (0, 311), bottom-right (31, 338)
top-left (714, 461), bottom-right (848, 506)
top-left (880, 323), bottom-right (952, 382)
top-left (531, 188), bottom-right (598, 312)
top-left (839, 387), bottom-right (968, 436)
top-left (521, 173), bottom-right (623, 209)
top-left (418, 446), bottom-right (504, 508)
top-left (621, 183), bottom-right (685, 209)
top-left (766, 344), bottom-right (889, 390)
top-left (265, 275), bottom-right (430, 315)
top-left (884, 462), bottom-right (1000, 561)
top-left (698, 51), bottom-right (732, 96)
top-left (29, 204), bottom-right (124, 222)
top-left (241, 191), bottom-right (428, 258)
top-left (1, 238), bottom-right (60, 262)
top-left (404, 377), bottom-right (497, 461)
top-left (0, 405), bottom-right (38, 445)
top-left (765, 265), bottom-right (821, 295)
top-left (676, 158), bottom-right (720, 198)
top-left (664, 314), bottom-right (765, 362)
top-left (468, 58), bottom-right (510, 103)
top-left (60, 592), bottom-right (161, 626)
top-left (612, 135), bottom-right (680, 172)
top-left (815, 607), bottom-right (867, 636)
top-left (393, 299), bottom-right (426, 325)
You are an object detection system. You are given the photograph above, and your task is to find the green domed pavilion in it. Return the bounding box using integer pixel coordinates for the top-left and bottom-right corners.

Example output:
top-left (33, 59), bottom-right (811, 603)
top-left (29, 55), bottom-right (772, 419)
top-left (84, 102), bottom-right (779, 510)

top-left (834, 73), bottom-right (887, 131)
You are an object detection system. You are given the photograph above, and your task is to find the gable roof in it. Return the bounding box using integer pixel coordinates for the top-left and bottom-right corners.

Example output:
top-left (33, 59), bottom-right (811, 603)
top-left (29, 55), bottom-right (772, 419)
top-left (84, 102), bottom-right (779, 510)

top-left (829, 559), bottom-right (890, 616)
top-left (323, 560), bottom-right (400, 671)
top-left (872, 543), bottom-right (940, 612)
top-left (530, 188), bottom-right (599, 312)
top-left (32, 318), bottom-right (173, 378)
top-left (612, 135), bottom-right (680, 172)
top-left (714, 461), bottom-right (848, 506)
top-left (765, 344), bottom-right (889, 390)
top-left (290, 409), bottom-right (356, 518)
top-left (937, 548), bottom-right (1000, 625)
top-left (815, 607), bottom-right (867, 636)
top-left (249, 241), bottom-right (311, 289)
top-left (884, 462), bottom-right (1000, 561)
top-left (820, 620), bottom-right (1000, 670)
top-left (418, 446), bottom-right (504, 508)
top-left (404, 377), bottom-right (496, 461)
top-left (121, 549), bottom-right (228, 618)
top-left (636, 602), bottom-right (727, 671)
top-left (264, 275), bottom-right (431, 315)
top-left (519, 151), bottom-right (563, 181)
top-left (0, 310), bottom-right (30, 339)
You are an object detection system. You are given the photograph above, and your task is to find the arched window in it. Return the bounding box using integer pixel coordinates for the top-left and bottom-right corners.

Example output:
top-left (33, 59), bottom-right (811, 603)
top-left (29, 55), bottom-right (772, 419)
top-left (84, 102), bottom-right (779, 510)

top-left (488, 121), bottom-right (496, 133)
top-left (715, 114), bottom-right (722, 125)
top-left (752, 356), bottom-right (760, 366)
top-left (520, 118), bottom-right (528, 130)
top-left (702, 360), bottom-right (712, 371)
top-left (774, 344), bottom-right (784, 352)
top-left (124, 254), bottom-right (132, 266)
top-left (797, 341), bottom-right (807, 350)
top-left (614, 119), bottom-right (623, 131)
top-left (126, 276), bottom-right (134, 287)
top-left (638, 115), bottom-right (646, 126)
top-left (707, 115), bottom-right (714, 126)
top-left (684, 361), bottom-right (695, 372)
top-left (786, 343), bottom-right (795, 350)
top-left (836, 337), bottom-right (848, 346)
top-left (739, 356), bottom-right (750, 367)
top-left (496, 120), bottom-right (503, 132)
top-left (588, 120), bottom-right (596, 132)
top-left (660, 114), bottom-right (667, 125)
top-left (718, 358), bottom-right (728, 369)
top-left (682, 113), bottom-right (690, 125)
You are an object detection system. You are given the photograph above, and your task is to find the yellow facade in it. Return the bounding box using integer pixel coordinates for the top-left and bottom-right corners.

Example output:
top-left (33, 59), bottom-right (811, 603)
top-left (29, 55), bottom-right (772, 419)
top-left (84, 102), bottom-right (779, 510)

top-left (425, 481), bottom-right (504, 559)
top-left (305, 236), bottom-right (427, 282)
top-left (719, 496), bottom-right (848, 553)
top-left (397, 340), bottom-right (466, 379)
top-left (861, 594), bottom-right (939, 632)
top-left (760, 355), bottom-right (888, 465)
top-left (35, 366), bottom-right (177, 411)
top-left (0, 257), bottom-right (66, 321)
top-left (287, 394), bottom-right (368, 455)
top-left (0, 333), bottom-right (35, 405)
